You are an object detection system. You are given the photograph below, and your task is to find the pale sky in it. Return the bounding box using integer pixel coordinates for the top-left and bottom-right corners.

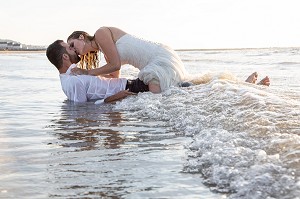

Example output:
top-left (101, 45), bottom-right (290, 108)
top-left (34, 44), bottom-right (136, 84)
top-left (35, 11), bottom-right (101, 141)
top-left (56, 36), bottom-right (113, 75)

top-left (1, 0), bottom-right (300, 49)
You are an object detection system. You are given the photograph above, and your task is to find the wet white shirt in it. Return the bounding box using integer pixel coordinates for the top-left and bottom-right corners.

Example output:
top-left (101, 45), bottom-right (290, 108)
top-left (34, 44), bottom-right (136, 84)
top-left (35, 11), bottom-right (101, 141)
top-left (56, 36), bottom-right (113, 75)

top-left (59, 64), bottom-right (127, 103)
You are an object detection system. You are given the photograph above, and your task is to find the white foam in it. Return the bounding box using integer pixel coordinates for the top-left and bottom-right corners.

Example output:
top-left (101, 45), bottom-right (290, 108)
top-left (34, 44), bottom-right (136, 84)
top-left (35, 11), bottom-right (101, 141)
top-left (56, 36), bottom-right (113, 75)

top-left (114, 78), bottom-right (300, 198)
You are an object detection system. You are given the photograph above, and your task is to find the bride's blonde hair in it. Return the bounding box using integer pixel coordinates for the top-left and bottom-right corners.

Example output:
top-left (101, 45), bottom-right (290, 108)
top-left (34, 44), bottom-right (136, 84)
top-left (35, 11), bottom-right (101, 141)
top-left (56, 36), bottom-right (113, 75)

top-left (79, 51), bottom-right (99, 70)
top-left (68, 31), bottom-right (100, 70)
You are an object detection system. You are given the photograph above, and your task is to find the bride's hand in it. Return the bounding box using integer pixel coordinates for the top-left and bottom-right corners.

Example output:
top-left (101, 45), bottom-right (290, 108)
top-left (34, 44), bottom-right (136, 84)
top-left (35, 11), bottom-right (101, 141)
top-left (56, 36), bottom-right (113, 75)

top-left (71, 68), bottom-right (88, 75)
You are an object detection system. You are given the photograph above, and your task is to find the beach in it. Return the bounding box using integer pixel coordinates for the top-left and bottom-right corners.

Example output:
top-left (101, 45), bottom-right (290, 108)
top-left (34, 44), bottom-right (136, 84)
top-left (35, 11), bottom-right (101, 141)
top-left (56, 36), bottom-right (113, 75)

top-left (0, 48), bottom-right (299, 198)
top-left (0, 50), bottom-right (46, 54)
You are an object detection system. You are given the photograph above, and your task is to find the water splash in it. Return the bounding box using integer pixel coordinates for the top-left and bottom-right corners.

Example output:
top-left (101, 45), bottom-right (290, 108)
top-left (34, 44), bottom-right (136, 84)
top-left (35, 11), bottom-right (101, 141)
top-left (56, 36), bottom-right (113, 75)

top-left (114, 77), bottom-right (300, 199)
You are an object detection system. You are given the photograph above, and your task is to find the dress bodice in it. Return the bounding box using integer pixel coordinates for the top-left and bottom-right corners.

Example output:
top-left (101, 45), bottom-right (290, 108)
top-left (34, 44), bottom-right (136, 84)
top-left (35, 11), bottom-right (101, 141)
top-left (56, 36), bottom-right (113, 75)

top-left (116, 34), bottom-right (166, 69)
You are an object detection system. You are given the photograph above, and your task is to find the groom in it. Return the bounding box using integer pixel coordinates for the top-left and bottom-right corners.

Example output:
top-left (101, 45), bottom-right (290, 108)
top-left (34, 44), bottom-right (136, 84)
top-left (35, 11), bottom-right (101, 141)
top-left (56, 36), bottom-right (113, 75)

top-left (46, 40), bottom-right (149, 103)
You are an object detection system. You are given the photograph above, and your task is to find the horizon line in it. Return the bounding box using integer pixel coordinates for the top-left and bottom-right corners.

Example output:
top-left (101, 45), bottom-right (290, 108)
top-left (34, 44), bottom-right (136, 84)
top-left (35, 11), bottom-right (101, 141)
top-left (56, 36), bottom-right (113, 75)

top-left (175, 46), bottom-right (300, 51)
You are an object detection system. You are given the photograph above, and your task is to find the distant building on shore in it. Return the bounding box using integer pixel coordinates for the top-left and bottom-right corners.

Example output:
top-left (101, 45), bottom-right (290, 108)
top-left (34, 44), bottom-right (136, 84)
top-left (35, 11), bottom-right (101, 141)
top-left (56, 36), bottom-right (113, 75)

top-left (0, 40), bottom-right (46, 51)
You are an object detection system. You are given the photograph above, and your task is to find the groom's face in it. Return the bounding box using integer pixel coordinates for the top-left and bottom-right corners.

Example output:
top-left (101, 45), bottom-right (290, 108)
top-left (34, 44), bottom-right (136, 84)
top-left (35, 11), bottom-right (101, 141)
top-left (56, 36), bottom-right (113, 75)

top-left (61, 42), bottom-right (81, 64)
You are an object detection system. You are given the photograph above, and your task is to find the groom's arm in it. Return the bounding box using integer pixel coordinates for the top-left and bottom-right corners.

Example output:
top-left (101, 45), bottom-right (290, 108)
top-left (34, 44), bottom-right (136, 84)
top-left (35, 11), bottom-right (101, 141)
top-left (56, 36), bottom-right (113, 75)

top-left (104, 89), bottom-right (136, 103)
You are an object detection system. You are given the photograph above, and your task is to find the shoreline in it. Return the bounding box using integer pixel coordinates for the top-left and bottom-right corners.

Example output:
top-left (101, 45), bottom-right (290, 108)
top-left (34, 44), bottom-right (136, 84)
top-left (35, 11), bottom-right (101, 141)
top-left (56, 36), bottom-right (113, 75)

top-left (0, 50), bottom-right (46, 54)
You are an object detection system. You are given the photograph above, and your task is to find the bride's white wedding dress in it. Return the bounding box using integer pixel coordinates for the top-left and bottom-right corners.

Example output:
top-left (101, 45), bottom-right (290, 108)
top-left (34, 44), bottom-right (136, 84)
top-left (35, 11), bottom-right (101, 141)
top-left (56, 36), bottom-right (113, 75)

top-left (115, 34), bottom-right (187, 91)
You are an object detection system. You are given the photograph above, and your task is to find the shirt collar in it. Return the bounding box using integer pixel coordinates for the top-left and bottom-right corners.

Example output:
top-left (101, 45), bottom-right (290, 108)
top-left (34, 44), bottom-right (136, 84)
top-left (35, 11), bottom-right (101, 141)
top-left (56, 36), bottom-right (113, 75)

top-left (66, 64), bottom-right (77, 75)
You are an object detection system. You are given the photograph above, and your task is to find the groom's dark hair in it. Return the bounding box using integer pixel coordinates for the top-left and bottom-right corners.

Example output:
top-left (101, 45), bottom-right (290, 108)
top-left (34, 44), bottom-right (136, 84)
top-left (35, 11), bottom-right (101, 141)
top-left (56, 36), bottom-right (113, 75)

top-left (46, 40), bottom-right (66, 70)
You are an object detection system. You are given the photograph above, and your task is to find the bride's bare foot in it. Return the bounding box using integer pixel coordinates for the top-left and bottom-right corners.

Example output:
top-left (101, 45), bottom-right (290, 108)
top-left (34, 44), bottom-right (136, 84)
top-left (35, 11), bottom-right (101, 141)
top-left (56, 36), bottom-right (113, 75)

top-left (257, 76), bottom-right (270, 86)
top-left (245, 72), bottom-right (258, 84)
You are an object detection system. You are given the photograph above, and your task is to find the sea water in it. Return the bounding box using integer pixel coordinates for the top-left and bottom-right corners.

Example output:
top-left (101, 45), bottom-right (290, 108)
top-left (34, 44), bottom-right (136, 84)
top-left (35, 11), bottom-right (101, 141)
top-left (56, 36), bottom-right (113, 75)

top-left (0, 48), bottom-right (299, 199)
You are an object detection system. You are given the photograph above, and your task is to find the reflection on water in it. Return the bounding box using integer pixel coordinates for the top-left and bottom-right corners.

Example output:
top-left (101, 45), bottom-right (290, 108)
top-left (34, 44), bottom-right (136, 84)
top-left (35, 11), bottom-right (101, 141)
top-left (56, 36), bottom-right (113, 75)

top-left (46, 101), bottom-right (218, 198)
top-left (53, 102), bottom-right (126, 150)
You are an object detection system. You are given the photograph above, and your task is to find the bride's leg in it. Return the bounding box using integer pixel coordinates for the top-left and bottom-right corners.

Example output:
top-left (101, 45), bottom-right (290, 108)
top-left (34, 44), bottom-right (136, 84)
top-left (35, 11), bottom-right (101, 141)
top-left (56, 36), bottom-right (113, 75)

top-left (257, 76), bottom-right (270, 86)
top-left (245, 72), bottom-right (258, 84)
top-left (148, 81), bottom-right (161, 93)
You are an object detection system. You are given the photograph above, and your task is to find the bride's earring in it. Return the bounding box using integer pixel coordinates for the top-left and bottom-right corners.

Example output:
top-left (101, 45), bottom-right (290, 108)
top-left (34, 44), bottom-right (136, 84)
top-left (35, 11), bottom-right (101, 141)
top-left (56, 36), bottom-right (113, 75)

top-left (79, 35), bottom-right (85, 46)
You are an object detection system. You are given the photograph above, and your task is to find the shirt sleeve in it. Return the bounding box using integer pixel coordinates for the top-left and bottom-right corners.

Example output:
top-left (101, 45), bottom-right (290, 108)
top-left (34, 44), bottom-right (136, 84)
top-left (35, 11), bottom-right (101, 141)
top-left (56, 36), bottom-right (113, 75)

top-left (67, 77), bottom-right (87, 103)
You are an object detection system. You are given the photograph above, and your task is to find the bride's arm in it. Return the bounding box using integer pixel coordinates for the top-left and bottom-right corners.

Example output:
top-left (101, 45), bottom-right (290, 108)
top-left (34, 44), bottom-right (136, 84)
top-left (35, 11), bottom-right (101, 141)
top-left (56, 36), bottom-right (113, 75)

top-left (87, 27), bottom-right (121, 76)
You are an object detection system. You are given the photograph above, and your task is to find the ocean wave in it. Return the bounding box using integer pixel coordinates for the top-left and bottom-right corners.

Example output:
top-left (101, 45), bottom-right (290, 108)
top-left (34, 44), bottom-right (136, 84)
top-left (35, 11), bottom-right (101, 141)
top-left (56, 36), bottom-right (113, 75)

top-left (114, 78), bottom-right (300, 199)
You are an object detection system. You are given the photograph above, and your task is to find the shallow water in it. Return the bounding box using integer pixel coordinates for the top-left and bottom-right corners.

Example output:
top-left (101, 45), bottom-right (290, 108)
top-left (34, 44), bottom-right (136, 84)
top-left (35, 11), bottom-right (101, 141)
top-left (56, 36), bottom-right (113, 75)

top-left (0, 48), bottom-right (299, 198)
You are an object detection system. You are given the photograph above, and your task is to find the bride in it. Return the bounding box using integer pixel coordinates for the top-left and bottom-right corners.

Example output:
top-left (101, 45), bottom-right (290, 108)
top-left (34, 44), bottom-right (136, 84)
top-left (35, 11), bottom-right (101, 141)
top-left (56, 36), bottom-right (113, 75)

top-left (67, 26), bottom-right (188, 93)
